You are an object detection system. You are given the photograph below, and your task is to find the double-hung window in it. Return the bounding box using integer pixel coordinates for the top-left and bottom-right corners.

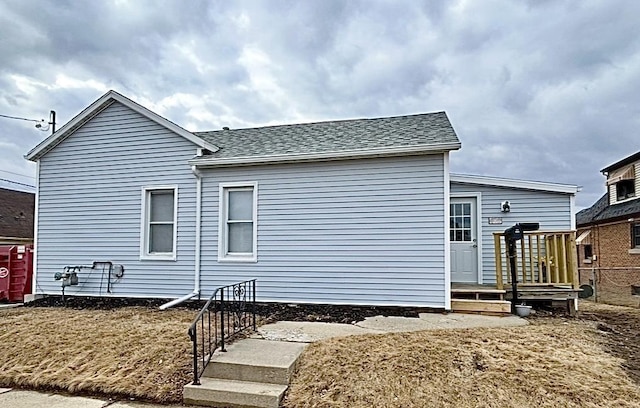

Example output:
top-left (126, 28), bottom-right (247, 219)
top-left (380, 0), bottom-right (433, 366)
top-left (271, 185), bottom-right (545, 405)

top-left (141, 186), bottom-right (177, 260)
top-left (633, 223), bottom-right (640, 249)
top-left (219, 182), bottom-right (257, 262)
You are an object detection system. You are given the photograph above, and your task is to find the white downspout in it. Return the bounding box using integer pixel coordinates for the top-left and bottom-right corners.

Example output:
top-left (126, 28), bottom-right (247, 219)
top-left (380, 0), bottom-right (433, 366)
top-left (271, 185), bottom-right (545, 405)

top-left (160, 165), bottom-right (202, 310)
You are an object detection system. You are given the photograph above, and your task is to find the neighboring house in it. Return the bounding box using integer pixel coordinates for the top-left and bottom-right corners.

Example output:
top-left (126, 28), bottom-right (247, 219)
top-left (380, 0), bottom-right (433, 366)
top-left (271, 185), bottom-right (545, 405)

top-left (576, 151), bottom-right (640, 306)
top-left (0, 187), bottom-right (35, 243)
top-left (25, 90), bottom-right (577, 310)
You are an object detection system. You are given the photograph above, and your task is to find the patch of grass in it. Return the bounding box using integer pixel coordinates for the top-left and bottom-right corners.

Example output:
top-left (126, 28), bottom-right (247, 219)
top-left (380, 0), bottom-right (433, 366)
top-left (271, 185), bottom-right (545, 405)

top-left (0, 306), bottom-right (195, 403)
top-left (284, 321), bottom-right (640, 408)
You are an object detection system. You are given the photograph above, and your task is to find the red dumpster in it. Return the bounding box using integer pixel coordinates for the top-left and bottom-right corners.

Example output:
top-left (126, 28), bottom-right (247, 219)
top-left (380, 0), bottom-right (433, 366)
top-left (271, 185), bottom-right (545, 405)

top-left (0, 245), bottom-right (34, 303)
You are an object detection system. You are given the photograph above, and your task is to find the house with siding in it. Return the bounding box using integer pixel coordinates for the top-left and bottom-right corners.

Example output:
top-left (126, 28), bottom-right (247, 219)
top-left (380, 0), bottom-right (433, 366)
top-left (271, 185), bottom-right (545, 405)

top-left (0, 187), bottom-right (35, 243)
top-left (576, 151), bottom-right (640, 306)
top-left (25, 90), bottom-right (578, 310)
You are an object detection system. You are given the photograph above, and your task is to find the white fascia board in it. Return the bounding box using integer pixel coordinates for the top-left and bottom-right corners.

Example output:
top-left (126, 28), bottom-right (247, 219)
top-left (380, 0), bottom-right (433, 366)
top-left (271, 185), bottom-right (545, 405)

top-left (25, 90), bottom-right (218, 161)
top-left (450, 173), bottom-right (579, 194)
top-left (189, 142), bottom-right (462, 168)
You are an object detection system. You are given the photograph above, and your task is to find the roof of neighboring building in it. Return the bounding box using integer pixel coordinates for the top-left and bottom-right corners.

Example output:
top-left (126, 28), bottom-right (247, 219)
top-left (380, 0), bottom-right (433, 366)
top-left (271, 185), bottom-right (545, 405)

top-left (601, 150), bottom-right (640, 173)
top-left (191, 112), bottom-right (461, 165)
top-left (576, 193), bottom-right (640, 226)
top-left (450, 173), bottom-right (579, 194)
top-left (0, 188), bottom-right (35, 239)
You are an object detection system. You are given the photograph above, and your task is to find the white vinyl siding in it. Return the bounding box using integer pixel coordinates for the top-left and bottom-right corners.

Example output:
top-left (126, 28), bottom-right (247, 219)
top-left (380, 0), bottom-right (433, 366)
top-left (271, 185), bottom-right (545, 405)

top-left (450, 182), bottom-right (573, 284)
top-left (35, 102), bottom-right (198, 298)
top-left (200, 155), bottom-right (447, 308)
top-left (140, 186), bottom-right (178, 260)
top-left (218, 182), bottom-right (257, 262)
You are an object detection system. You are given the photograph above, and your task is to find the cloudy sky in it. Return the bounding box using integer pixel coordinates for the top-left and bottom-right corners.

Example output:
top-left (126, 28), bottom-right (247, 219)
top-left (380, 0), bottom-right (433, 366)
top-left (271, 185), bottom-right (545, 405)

top-left (1, 0), bottom-right (638, 209)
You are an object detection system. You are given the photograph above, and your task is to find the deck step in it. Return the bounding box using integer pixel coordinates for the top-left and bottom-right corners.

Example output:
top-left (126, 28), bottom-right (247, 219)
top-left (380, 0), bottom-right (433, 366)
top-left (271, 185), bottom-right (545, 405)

top-left (183, 377), bottom-right (287, 408)
top-left (451, 299), bottom-right (511, 315)
top-left (451, 288), bottom-right (506, 301)
top-left (202, 339), bottom-right (307, 385)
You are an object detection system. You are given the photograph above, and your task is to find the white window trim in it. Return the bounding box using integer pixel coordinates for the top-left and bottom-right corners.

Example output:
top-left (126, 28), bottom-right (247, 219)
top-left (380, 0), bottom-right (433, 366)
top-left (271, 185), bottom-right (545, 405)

top-left (140, 185), bottom-right (178, 261)
top-left (218, 181), bottom-right (258, 263)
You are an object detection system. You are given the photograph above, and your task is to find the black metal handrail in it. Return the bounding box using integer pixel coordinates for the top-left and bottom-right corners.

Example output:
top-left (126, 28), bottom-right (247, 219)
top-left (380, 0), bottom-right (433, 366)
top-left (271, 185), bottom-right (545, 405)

top-left (187, 279), bottom-right (256, 385)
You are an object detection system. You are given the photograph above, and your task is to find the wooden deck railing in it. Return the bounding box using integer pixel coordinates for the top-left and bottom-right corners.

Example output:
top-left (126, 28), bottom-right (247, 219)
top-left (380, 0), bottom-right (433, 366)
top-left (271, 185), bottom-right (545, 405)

top-left (493, 231), bottom-right (579, 290)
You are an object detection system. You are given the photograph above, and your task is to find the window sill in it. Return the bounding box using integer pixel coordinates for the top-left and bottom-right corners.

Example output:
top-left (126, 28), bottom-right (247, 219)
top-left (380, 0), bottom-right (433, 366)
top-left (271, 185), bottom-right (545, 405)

top-left (629, 249), bottom-right (640, 255)
top-left (218, 256), bottom-right (257, 263)
top-left (140, 254), bottom-right (177, 261)
top-left (583, 259), bottom-right (592, 264)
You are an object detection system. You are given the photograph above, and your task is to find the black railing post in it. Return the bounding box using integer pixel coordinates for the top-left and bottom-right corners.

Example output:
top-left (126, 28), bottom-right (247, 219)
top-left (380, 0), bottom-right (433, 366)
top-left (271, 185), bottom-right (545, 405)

top-left (252, 280), bottom-right (256, 331)
top-left (189, 327), bottom-right (200, 385)
top-left (220, 288), bottom-right (226, 352)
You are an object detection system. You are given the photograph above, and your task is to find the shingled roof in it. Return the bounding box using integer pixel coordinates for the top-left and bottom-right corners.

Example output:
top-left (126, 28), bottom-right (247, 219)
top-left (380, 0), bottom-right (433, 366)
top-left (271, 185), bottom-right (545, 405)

top-left (193, 111), bottom-right (460, 160)
top-left (0, 188), bottom-right (35, 239)
top-left (576, 193), bottom-right (640, 226)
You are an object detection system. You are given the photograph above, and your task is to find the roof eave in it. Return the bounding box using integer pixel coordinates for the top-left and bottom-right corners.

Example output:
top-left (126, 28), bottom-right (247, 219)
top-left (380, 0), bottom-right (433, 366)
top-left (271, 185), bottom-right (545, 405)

top-left (25, 90), bottom-right (218, 161)
top-left (450, 173), bottom-right (579, 194)
top-left (600, 151), bottom-right (640, 174)
top-left (189, 142), bottom-right (461, 168)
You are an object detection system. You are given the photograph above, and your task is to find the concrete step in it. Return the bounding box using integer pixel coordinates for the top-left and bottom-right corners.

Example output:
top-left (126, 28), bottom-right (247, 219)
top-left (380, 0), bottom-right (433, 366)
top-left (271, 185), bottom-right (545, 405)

top-left (203, 339), bottom-right (307, 385)
top-left (183, 377), bottom-right (287, 408)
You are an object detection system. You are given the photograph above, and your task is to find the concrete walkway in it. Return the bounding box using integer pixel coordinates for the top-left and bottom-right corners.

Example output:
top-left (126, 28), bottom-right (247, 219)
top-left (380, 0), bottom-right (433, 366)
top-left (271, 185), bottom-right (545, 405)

top-left (0, 388), bottom-right (193, 408)
top-left (256, 312), bottom-right (527, 342)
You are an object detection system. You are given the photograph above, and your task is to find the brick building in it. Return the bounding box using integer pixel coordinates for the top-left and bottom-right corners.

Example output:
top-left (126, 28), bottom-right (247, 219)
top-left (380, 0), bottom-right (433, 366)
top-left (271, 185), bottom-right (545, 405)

top-left (0, 187), bottom-right (35, 242)
top-left (576, 151), bottom-right (640, 306)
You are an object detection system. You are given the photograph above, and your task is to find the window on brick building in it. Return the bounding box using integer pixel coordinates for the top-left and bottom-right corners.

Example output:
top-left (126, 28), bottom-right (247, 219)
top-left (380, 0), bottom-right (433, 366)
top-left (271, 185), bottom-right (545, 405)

top-left (633, 223), bottom-right (640, 248)
top-left (584, 244), bottom-right (593, 260)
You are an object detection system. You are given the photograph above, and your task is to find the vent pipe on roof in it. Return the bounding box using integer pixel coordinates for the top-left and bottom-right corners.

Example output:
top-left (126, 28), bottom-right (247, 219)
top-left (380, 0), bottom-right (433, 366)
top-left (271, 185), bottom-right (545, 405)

top-left (222, 126), bottom-right (230, 130)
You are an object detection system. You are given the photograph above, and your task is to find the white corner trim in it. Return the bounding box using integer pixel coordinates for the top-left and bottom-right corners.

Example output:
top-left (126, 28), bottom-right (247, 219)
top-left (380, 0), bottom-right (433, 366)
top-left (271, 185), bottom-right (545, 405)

top-left (443, 153), bottom-right (452, 310)
top-left (32, 160), bottom-right (40, 295)
top-left (570, 195), bottom-right (576, 230)
top-left (218, 181), bottom-right (258, 263)
top-left (450, 173), bottom-right (579, 194)
top-left (25, 90), bottom-right (218, 161)
top-left (139, 185), bottom-right (178, 261)
top-left (190, 142), bottom-right (462, 168)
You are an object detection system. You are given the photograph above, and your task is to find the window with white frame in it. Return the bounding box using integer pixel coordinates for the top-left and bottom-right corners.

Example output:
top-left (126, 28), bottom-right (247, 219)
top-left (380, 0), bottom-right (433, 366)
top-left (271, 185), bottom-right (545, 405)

top-left (141, 186), bottom-right (177, 259)
top-left (219, 183), bottom-right (257, 262)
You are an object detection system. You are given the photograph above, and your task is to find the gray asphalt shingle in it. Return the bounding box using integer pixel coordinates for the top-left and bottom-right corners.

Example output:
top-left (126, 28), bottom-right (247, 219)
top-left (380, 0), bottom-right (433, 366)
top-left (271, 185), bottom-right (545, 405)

top-left (194, 111), bottom-right (459, 159)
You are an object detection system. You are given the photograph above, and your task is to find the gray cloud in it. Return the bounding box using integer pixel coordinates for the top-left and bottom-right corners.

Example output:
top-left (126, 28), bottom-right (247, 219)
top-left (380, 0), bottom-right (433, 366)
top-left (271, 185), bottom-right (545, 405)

top-left (0, 0), bottom-right (639, 208)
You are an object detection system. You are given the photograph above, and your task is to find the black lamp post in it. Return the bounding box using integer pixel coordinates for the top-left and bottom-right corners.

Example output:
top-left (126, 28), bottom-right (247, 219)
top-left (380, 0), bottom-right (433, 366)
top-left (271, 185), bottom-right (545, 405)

top-left (504, 222), bottom-right (540, 313)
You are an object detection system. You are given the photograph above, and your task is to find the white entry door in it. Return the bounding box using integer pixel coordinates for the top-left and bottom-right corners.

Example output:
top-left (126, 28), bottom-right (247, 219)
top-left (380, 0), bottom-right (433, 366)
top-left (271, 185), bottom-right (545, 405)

top-left (450, 198), bottom-right (478, 283)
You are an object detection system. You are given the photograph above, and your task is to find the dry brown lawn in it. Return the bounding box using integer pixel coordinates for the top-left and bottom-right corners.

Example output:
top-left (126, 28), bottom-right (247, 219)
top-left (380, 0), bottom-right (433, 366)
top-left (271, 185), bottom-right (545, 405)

top-left (284, 307), bottom-right (640, 408)
top-left (2, 302), bottom-right (640, 407)
top-left (0, 306), bottom-right (195, 403)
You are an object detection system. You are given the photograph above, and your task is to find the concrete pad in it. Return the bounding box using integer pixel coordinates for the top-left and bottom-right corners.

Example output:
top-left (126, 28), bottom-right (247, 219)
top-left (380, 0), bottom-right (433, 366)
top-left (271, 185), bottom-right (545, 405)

top-left (256, 321), bottom-right (382, 342)
top-left (0, 390), bottom-right (105, 408)
top-left (0, 303), bottom-right (22, 309)
top-left (356, 312), bottom-right (528, 332)
top-left (257, 313), bottom-right (527, 342)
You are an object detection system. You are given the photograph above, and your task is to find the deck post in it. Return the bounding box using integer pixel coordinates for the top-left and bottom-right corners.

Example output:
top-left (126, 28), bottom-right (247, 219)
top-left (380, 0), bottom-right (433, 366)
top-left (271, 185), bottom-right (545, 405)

top-left (568, 232), bottom-right (579, 289)
top-left (494, 233), bottom-right (504, 290)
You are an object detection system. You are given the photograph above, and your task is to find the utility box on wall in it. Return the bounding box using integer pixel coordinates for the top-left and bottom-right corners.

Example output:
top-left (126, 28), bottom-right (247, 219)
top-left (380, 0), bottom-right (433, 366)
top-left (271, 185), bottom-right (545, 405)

top-left (0, 245), bottom-right (34, 302)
